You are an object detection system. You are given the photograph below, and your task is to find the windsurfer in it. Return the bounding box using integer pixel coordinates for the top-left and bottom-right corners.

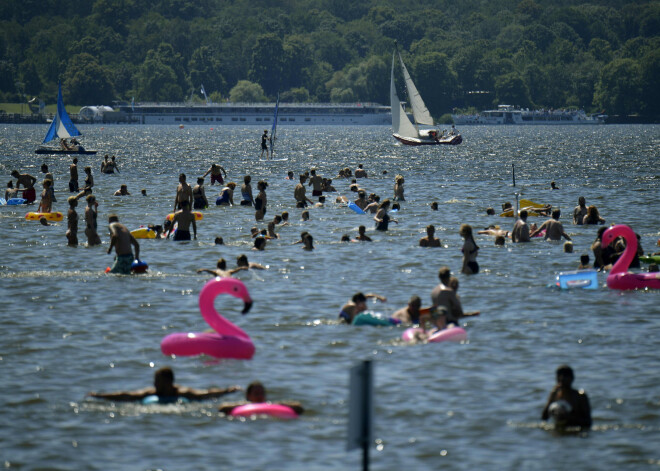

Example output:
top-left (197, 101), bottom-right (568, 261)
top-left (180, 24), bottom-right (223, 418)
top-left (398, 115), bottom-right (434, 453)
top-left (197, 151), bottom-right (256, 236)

top-left (260, 130), bottom-right (270, 159)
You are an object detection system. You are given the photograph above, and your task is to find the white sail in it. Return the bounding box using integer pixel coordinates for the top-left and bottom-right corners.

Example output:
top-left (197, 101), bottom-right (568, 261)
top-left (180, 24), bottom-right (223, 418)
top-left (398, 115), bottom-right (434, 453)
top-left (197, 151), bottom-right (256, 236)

top-left (391, 52), bottom-right (419, 138)
top-left (397, 52), bottom-right (434, 126)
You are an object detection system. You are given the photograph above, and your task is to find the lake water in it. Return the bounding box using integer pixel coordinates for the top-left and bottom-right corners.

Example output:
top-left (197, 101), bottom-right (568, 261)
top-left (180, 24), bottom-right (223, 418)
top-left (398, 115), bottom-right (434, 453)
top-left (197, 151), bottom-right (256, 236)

top-left (1, 124), bottom-right (659, 470)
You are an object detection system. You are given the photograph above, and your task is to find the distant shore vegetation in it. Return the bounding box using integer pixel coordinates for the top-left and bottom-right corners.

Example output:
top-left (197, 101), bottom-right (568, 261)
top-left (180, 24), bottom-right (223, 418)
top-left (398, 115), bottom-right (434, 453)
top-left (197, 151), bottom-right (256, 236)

top-left (0, 0), bottom-right (657, 119)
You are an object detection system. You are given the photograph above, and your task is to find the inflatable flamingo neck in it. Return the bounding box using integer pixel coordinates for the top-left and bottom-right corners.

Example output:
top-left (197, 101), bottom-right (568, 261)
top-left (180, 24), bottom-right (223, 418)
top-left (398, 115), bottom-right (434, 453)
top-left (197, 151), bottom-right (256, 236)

top-left (198, 278), bottom-right (252, 339)
top-left (603, 225), bottom-right (637, 275)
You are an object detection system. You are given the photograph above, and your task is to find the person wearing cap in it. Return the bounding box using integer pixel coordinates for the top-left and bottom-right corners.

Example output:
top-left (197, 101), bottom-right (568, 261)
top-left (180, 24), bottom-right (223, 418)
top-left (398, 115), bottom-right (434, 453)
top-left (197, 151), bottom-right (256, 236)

top-left (260, 129), bottom-right (270, 159)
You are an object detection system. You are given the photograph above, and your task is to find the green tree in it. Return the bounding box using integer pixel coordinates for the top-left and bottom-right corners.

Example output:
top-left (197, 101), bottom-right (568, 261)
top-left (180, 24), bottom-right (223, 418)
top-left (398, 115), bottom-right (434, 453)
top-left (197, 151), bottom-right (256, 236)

top-left (62, 53), bottom-right (115, 104)
top-left (135, 57), bottom-right (181, 101)
top-left (411, 52), bottom-right (457, 116)
top-left (281, 87), bottom-right (310, 103)
top-left (189, 46), bottom-right (226, 97)
top-left (639, 49), bottom-right (660, 115)
top-left (494, 72), bottom-right (531, 108)
top-left (229, 80), bottom-right (267, 103)
top-left (594, 58), bottom-right (642, 115)
top-left (18, 60), bottom-right (43, 96)
top-left (248, 34), bottom-right (284, 97)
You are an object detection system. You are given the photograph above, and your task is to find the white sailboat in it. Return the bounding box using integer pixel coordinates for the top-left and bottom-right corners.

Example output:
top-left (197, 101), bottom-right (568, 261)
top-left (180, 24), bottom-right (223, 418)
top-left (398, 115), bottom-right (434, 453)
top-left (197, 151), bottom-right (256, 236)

top-left (391, 49), bottom-right (462, 146)
top-left (35, 82), bottom-right (96, 154)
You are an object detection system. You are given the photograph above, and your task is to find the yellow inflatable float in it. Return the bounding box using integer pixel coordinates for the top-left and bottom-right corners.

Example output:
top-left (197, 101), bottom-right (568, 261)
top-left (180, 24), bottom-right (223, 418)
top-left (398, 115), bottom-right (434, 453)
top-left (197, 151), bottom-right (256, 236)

top-left (26, 212), bottom-right (64, 222)
top-left (499, 199), bottom-right (548, 217)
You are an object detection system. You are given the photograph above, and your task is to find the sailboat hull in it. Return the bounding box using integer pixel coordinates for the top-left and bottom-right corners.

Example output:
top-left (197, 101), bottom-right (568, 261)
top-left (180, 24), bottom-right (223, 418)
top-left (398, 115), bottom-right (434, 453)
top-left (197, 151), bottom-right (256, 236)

top-left (393, 133), bottom-right (463, 146)
top-left (35, 147), bottom-right (97, 155)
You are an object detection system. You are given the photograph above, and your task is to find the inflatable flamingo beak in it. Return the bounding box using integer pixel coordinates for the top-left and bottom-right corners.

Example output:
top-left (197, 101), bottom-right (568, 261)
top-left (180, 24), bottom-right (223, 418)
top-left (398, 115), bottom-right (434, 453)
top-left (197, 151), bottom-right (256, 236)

top-left (242, 300), bottom-right (253, 315)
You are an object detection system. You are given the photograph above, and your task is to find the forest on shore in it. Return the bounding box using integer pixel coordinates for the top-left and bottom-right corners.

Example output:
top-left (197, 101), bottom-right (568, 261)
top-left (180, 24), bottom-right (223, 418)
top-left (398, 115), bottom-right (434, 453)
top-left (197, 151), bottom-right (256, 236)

top-left (0, 0), bottom-right (658, 119)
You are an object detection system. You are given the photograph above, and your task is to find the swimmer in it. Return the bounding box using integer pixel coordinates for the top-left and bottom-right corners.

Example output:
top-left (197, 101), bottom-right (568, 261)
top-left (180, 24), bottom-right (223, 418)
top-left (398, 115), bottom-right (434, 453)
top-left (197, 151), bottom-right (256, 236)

top-left (511, 210), bottom-right (530, 243)
top-left (141, 189), bottom-right (147, 196)
top-left (429, 266), bottom-right (479, 329)
top-left (478, 225), bottom-right (510, 239)
top-left (83, 166), bottom-right (94, 190)
top-left (364, 194), bottom-right (380, 214)
top-left (214, 236), bottom-right (224, 245)
top-left (203, 163), bottom-right (227, 185)
top-left (541, 365), bottom-right (591, 430)
top-left (280, 211), bottom-right (290, 225)
top-left (239, 175), bottom-right (254, 206)
top-left (374, 199), bottom-right (397, 231)
top-left (167, 200), bottom-right (197, 241)
top-left (285, 171), bottom-right (294, 180)
top-left (192, 178), bottom-right (209, 209)
top-left (355, 164), bottom-right (367, 178)
top-left (266, 221), bottom-right (279, 239)
top-left (583, 205), bottom-right (605, 225)
top-left (578, 254), bottom-right (591, 270)
top-left (431, 201), bottom-right (439, 211)
top-left (341, 234), bottom-right (351, 242)
top-left (218, 381), bottom-right (304, 416)
top-left (338, 292), bottom-right (387, 324)
top-left (254, 180), bottom-right (268, 221)
top-left (113, 184), bottom-right (130, 196)
top-left (216, 182), bottom-right (236, 206)
top-left (460, 224), bottom-right (479, 275)
top-left (419, 225), bottom-right (441, 247)
top-left (69, 157), bottom-right (79, 193)
top-left (564, 241), bottom-right (574, 253)
top-left (293, 231), bottom-right (309, 245)
top-left (494, 235), bottom-right (505, 246)
top-left (573, 196), bottom-right (587, 225)
top-left (107, 214), bottom-right (140, 274)
top-left (66, 196), bottom-right (79, 246)
top-left (355, 225), bottom-right (372, 242)
top-left (39, 216), bottom-right (51, 226)
top-left (322, 178), bottom-right (336, 192)
top-left (393, 175), bottom-right (405, 201)
top-left (485, 207), bottom-right (495, 215)
top-left (197, 258), bottom-right (246, 278)
top-left (391, 295), bottom-right (422, 324)
top-left (37, 179), bottom-right (54, 213)
top-left (294, 175), bottom-right (313, 208)
top-left (314, 196), bottom-right (326, 208)
top-left (308, 168), bottom-right (323, 197)
top-left (84, 195), bottom-right (102, 246)
top-left (88, 366), bottom-right (241, 402)
top-left (301, 210), bottom-right (310, 221)
top-left (354, 190), bottom-right (369, 210)
top-left (302, 233), bottom-right (314, 251)
top-left (253, 236), bottom-right (266, 251)
top-left (237, 254), bottom-right (266, 270)
top-left (11, 170), bottom-right (38, 203)
top-left (550, 181), bottom-right (559, 190)
top-left (174, 173), bottom-right (193, 211)
top-left (530, 209), bottom-right (571, 241)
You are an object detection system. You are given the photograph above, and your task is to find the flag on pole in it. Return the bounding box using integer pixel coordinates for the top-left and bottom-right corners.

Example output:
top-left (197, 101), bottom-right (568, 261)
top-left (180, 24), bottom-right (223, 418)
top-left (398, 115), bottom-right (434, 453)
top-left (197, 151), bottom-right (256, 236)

top-left (201, 85), bottom-right (209, 103)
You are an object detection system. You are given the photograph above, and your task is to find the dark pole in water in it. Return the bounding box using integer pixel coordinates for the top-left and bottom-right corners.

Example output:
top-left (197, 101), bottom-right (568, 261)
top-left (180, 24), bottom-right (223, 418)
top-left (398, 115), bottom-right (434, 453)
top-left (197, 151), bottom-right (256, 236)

top-left (512, 163), bottom-right (516, 187)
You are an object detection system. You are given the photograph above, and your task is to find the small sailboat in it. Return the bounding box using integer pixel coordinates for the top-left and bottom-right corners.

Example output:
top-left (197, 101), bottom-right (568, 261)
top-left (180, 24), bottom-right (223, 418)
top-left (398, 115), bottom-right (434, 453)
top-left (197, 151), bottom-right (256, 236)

top-left (391, 49), bottom-right (462, 146)
top-left (263, 93), bottom-right (287, 161)
top-left (35, 82), bottom-right (97, 154)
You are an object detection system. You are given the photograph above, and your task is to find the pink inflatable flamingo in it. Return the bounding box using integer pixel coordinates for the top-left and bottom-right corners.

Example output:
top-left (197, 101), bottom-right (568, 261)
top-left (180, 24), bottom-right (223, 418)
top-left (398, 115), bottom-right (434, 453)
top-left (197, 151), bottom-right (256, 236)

top-left (161, 277), bottom-right (255, 359)
top-left (602, 225), bottom-right (660, 290)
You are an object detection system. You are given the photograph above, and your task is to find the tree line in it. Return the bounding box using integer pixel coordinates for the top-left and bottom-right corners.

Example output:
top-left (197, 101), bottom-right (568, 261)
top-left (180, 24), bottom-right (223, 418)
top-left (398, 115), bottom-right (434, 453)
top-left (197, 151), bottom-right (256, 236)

top-left (0, 0), bottom-right (658, 119)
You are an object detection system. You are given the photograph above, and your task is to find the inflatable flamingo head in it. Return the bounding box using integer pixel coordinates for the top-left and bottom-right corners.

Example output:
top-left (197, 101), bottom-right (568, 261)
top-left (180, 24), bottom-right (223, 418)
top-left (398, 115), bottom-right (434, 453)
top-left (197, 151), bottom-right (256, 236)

top-left (206, 277), bottom-right (253, 314)
top-left (601, 224), bottom-right (632, 249)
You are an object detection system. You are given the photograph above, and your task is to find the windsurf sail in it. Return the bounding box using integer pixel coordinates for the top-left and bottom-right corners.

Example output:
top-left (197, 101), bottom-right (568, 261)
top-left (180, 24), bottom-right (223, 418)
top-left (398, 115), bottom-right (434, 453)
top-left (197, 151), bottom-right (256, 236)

top-left (270, 93), bottom-right (279, 156)
top-left (42, 82), bottom-right (81, 144)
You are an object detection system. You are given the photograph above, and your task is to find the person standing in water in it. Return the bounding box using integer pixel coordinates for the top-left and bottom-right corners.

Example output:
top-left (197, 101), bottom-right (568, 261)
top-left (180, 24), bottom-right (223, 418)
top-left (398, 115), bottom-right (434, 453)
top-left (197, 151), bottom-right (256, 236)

top-left (10, 170), bottom-right (37, 203)
top-left (173, 173), bottom-right (193, 211)
top-left (167, 200), bottom-right (197, 241)
top-left (69, 157), bottom-right (79, 193)
top-left (460, 224), bottom-right (479, 274)
top-left (260, 130), bottom-right (270, 159)
top-left (541, 365), bottom-right (591, 430)
top-left (203, 163), bottom-right (227, 186)
top-left (84, 194), bottom-right (102, 246)
top-left (66, 196), bottom-right (79, 246)
top-left (107, 214), bottom-right (140, 274)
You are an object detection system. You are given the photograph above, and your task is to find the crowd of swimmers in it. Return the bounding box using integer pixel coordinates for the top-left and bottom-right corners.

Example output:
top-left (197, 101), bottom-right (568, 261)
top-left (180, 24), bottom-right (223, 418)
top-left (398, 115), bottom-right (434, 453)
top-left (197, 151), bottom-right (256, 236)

top-left (10, 149), bottom-right (660, 430)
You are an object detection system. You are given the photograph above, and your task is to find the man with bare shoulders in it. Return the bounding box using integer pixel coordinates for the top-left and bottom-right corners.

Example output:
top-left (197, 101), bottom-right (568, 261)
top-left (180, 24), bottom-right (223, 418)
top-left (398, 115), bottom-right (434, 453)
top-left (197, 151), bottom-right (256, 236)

top-left (203, 163), bottom-right (227, 186)
top-left (69, 158), bottom-right (79, 192)
top-left (511, 210), bottom-right (531, 243)
top-left (84, 194), bottom-right (102, 246)
top-left (308, 168), bottom-right (323, 197)
top-left (66, 196), bottom-right (79, 246)
top-left (573, 196), bottom-right (587, 225)
top-left (355, 164), bottom-right (367, 178)
top-left (392, 295), bottom-right (422, 324)
top-left (88, 366), bottom-right (241, 403)
top-left (355, 225), bottom-right (372, 242)
top-left (294, 174), bottom-right (313, 208)
top-left (354, 190), bottom-right (369, 211)
top-left (236, 254), bottom-right (266, 270)
top-left (530, 209), bottom-right (571, 241)
top-left (107, 214), bottom-right (140, 274)
top-left (419, 225), bottom-right (441, 247)
top-left (174, 173), bottom-right (193, 211)
top-left (338, 292), bottom-right (387, 324)
top-left (429, 266), bottom-right (479, 328)
top-left (167, 200), bottom-right (197, 241)
top-left (197, 258), bottom-right (246, 278)
top-left (11, 170), bottom-right (37, 203)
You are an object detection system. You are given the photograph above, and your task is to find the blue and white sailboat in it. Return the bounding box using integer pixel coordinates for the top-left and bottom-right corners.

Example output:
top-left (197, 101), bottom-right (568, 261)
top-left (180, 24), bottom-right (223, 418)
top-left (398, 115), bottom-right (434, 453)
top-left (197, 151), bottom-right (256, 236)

top-left (35, 82), bottom-right (96, 154)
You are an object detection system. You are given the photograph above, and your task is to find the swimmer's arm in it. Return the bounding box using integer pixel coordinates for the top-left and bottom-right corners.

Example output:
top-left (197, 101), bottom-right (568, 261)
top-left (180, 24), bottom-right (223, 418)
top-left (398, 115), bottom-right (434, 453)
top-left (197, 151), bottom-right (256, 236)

top-left (192, 219), bottom-right (197, 239)
top-left (461, 311), bottom-right (480, 317)
top-left (197, 268), bottom-right (219, 276)
top-left (218, 401), bottom-right (244, 414)
top-left (220, 166), bottom-right (227, 177)
top-left (248, 262), bottom-right (266, 270)
top-left (202, 168), bottom-right (212, 178)
top-left (130, 235), bottom-right (140, 260)
top-left (227, 266), bottom-right (248, 275)
top-left (88, 388), bottom-right (152, 401)
top-left (178, 385), bottom-right (242, 400)
top-left (365, 293), bottom-right (386, 302)
top-left (107, 233), bottom-right (117, 254)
